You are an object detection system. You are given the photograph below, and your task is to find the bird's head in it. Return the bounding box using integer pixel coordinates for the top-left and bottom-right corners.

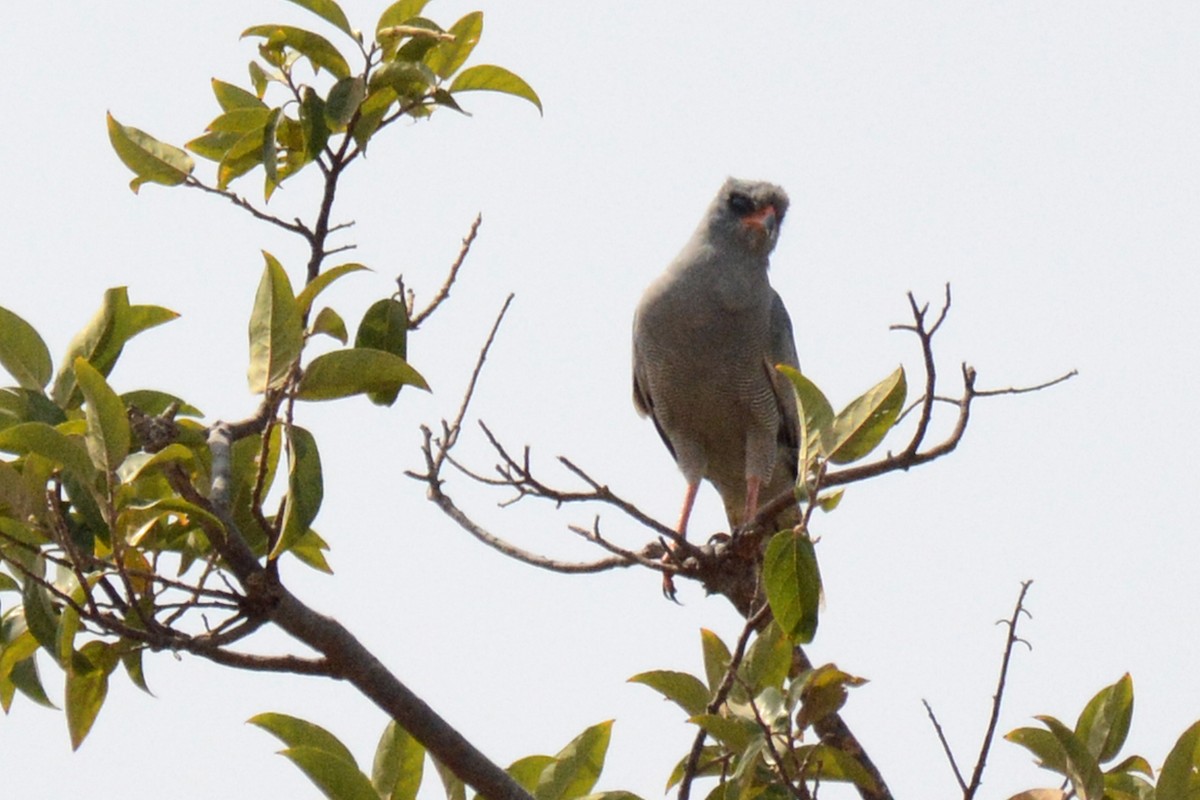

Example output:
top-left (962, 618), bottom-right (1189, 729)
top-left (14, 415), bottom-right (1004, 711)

top-left (706, 178), bottom-right (790, 257)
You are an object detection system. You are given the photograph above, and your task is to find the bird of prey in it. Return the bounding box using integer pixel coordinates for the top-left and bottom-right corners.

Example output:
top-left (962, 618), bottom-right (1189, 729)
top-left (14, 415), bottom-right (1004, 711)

top-left (632, 178), bottom-right (800, 596)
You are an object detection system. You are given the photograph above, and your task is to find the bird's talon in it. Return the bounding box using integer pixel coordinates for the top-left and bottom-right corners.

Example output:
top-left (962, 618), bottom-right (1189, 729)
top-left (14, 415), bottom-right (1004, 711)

top-left (661, 572), bottom-right (680, 603)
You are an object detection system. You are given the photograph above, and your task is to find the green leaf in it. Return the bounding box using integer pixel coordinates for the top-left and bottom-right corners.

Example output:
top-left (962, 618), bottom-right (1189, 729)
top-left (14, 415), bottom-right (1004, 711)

top-left (66, 641), bottom-right (117, 750)
top-left (355, 298), bottom-right (408, 358)
top-left (294, 87), bottom-right (330, 165)
top-left (297, 349), bottom-right (428, 404)
top-left (394, 20), bottom-right (446, 63)
top-left (8, 643), bottom-right (55, 709)
top-left (296, 263), bottom-right (371, 316)
top-left (120, 390), bottom-right (201, 418)
top-left (372, 720), bottom-right (425, 800)
top-left (628, 670), bottom-right (710, 716)
top-left (509, 755), bottom-right (556, 793)
top-left (277, 746), bottom-right (380, 800)
top-left (424, 12), bottom-right (483, 79)
top-left (272, 426), bottom-right (323, 560)
top-left (106, 113), bottom-right (194, 192)
top-left (312, 308), bottom-right (349, 343)
top-left (355, 298), bottom-right (410, 404)
top-left (185, 129), bottom-right (244, 162)
top-left (262, 107), bottom-right (285, 191)
top-left (74, 358), bottom-right (131, 474)
top-left (285, 0), bottom-right (355, 39)
top-left (1007, 727), bottom-right (1071, 776)
top-left (0, 306), bottom-right (52, 391)
top-left (249, 60), bottom-right (272, 97)
top-left (827, 367), bottom-right (906, 464)
top-left (0, 461), bottom-right (36, 526)
top-left (1103, 770), bottom-right (1155, 800)
top-left (242, 25), bottom-right (352, 80)
top-left (128, 497), bottom-right (226, 541)
top-left (699, 629), bottom-right (731, 694)
top-left (797, 744), bottom-right (878, 790)
top-left (0, 387), bottom-right (65, 429)
top-left (22, 579), bottom-right (60, 657)
top-left (431, 88), bottom-right (467, 115)
top-left (326, 76), bottom-right (366, 131)
top-left (1075, 673), bottom-right (1134, 764)
top-left (664, 746), bottom-right (724, 791)
top-left (212, 78), bottom-right (267, 111)
top-left (376, 0), bottom-right (431, 31)
top-left (120, 443), bottom-right (197, 484)
top-left (289, 528), bottom-right (333, 573)
top-left (535, 720), bottom-right (612, 800)
top-left (763, 528), bottom-right (821, 643)
top-left (431, 757), bottom-right (466, 800)
top-left (51, 287), bottom-right (179, 408)
top-left (218, 127), bottom-right (267, 188)
top-left (249, 712), bottom-right (359, 765)
top-left (688, 714), bottom-right (756, 751)
top-left (817, 488), bottom-right (844, 512)
top-left (776, 365), bottom-right (833, 472)
top-left (369, 61), bottom-right (435, 101)
top-left (1108, 754), bottom-right (1154, 777)
top-left (120, 646), bottom-right (152, 695)
top-left (353, 87), bottom-right (397, 149)
top-left (449, 65), bottom-right (542, 114)
top-left (1157, 720), bottom-right (1200, 800)
top-left (63, 472), bottom-right (107, 549)
top-left (1037, 715), bottom-right (1104, 800)
top-left (247, 253), bottom-right (304, 393)
top-left (741, 621), bottom-right (792, 694)
top-left (0, 422), bottom-right (95, 481)
top-left (795, 665), bottom-right (867, 731)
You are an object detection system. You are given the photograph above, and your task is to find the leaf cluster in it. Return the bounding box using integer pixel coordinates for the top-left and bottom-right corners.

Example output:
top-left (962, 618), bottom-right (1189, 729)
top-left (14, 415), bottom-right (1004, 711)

top-left (108, 0), bottom-right (541, 197)
top-left (631, 624), bottom-right (875, 799)
top-left (0, 254), bottom-right (423, 745)
top-left (252, 713), bottom-right (640, 800)
top-left (1006, 674), bottom-right (1200, 800)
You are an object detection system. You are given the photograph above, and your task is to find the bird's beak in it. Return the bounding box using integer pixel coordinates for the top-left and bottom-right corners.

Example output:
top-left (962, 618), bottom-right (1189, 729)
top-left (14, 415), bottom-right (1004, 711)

top-left (743, 204), bottom-right (779, 239)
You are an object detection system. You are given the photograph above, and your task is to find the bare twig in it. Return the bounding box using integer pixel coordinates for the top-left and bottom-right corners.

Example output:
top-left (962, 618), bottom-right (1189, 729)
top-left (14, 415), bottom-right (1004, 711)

top-left (184, 177), bottom-right (313, 240)
top-left (923, 698), bottom-right (968, 793)
top-left (409, 214), bottom-right (483, 329)
top-left (964, 580), bottom-right (1035, 799)
top-left (975, 370), bottom-right (1078, 397)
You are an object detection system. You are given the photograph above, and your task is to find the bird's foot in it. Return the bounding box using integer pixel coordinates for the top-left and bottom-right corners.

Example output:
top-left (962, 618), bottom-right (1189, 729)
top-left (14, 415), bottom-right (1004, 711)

top-left (661, 571), bottom-right (680, 603)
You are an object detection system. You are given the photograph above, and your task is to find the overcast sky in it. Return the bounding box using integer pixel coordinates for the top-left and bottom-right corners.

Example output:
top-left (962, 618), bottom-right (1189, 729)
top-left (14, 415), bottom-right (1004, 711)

top-left (2, 2), bottom-right (1198, 798)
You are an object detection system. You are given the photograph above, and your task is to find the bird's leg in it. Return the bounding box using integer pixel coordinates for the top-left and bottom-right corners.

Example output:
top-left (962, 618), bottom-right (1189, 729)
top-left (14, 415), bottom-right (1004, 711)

top-left (662, 482), bottom-right (699, 600)
top-left (742, 475), bottom-right (762, 528)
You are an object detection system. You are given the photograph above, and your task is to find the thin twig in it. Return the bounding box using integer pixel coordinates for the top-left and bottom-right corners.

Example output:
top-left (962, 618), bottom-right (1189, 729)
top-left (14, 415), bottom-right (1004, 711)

top-left (184, 177), bottom-right (313, 240)
top-left (975, 370), bottom-right (1078, 397)
top-left (409, 214), bottom-right (483, 329)
top-left (964, 580), bottom-right (1035, 799)
top-left (922, 698), bottom-right (967, 793)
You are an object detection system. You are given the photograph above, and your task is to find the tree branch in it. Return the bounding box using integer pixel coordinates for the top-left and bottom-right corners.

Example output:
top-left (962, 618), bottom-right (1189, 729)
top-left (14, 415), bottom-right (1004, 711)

top-left (184, 177), bottom-right (313, 240)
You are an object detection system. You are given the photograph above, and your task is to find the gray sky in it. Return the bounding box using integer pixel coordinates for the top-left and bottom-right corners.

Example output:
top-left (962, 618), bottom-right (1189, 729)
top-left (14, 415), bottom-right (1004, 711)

top-left (1, 2), bottom-right (1198, 798)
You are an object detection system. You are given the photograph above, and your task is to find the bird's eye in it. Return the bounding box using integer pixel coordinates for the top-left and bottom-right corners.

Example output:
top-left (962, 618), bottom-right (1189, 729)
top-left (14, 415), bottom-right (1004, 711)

top-left (727, 192), bottom-right (755, 216)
